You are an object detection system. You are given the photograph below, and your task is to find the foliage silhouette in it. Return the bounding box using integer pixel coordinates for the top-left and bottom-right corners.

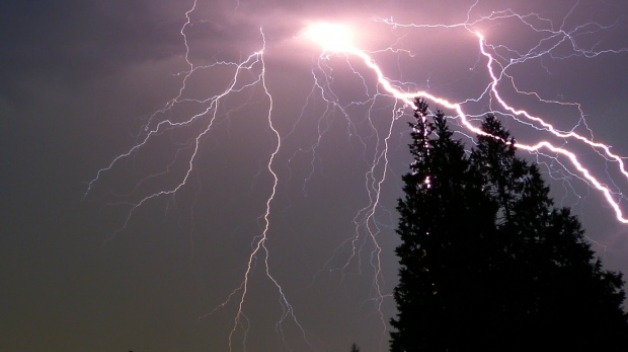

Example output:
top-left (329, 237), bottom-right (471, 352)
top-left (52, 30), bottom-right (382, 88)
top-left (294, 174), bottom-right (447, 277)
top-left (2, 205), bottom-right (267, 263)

top-left (390, 99), bottom-right (628, 352)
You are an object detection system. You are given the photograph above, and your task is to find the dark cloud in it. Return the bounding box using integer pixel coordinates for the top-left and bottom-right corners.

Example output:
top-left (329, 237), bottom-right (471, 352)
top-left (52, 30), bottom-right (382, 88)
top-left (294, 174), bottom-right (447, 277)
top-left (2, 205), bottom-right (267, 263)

top-left (0, 0), bottom-right (187, 95)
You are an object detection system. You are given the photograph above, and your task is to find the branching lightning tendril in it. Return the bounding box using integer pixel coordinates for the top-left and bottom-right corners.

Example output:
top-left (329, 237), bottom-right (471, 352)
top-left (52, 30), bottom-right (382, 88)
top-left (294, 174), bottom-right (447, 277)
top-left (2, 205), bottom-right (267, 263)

top-left (86, 1), bottom-right (628, 351)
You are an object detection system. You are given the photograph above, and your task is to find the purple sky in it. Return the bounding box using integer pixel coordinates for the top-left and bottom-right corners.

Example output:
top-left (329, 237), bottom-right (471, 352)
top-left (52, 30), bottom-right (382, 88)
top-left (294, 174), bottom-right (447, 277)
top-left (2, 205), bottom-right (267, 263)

top-left (2, 1), bottom-right (628, 351)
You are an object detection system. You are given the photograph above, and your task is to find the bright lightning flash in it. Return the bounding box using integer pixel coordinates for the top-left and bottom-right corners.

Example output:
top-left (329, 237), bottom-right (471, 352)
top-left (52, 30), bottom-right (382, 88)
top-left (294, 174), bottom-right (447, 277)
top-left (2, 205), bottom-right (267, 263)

top-left (303, 22), bottom-right (357, 52)
top-left (85, 2), bottom-right (628, 352)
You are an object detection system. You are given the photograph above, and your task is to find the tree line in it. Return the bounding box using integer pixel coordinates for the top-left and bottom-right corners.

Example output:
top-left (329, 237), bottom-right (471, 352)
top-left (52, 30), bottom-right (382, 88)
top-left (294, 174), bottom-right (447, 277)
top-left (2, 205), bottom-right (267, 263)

top-left (386, 99), bottom-right (628, 351)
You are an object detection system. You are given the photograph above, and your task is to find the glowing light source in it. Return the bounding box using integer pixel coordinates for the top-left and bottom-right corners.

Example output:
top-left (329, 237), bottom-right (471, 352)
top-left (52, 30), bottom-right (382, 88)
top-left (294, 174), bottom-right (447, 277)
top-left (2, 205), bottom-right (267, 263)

top-left (303, 22), bottom-right (356, 52)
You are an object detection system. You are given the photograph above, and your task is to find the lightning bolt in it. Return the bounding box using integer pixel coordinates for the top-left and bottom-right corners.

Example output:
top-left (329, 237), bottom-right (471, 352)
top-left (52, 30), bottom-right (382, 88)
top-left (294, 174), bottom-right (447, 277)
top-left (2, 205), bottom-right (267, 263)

top-left (85, 1), bottom-right (628, 351)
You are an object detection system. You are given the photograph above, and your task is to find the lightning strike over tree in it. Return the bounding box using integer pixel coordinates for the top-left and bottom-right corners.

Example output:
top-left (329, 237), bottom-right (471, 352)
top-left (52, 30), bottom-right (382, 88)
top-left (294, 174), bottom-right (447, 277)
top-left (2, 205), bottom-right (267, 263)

top-left (84, 1), bottom-right (628, 351)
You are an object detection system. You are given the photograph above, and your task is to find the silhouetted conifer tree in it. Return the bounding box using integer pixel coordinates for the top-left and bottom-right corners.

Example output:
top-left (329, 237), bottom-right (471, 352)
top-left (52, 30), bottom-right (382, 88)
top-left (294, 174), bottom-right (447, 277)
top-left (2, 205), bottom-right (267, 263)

top-left (390, 99), bottom-right (628, 352)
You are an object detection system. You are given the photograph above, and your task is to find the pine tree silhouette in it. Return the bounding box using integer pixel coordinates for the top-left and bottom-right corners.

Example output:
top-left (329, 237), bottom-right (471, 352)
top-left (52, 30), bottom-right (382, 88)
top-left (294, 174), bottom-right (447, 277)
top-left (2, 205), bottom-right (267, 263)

top-left (390, 99), bottom-right (628, 351)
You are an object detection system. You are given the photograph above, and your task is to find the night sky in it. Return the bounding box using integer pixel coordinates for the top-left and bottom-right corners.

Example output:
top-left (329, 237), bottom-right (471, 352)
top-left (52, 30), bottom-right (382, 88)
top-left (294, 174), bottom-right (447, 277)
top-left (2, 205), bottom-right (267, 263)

top-left (2, 1), bottom-right (628, 351)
